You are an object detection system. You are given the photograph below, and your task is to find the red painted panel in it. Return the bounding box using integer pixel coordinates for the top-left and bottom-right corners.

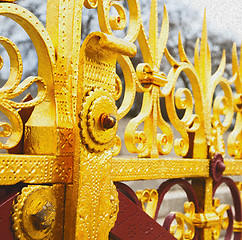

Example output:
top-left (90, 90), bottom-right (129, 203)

top-left (0, 186), bottom-right (21, 240)
top-left (111, 189), bottom-right (176, 240)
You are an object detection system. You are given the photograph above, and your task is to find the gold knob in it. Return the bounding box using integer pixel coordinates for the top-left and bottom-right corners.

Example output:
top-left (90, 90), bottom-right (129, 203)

top-left (100, 113), bottom-right (116, 130)
top-left (31, 201), bottom-right (56, 230)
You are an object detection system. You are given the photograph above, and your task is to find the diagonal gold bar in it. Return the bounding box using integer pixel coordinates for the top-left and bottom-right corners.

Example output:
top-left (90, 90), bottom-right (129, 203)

top-left (0, 154), bottom-right (73, 185)
top-left (111, 158), bottom-right (210, 181)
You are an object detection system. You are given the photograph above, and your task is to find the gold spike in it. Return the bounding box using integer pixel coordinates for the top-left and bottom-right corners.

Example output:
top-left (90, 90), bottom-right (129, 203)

top-left (239, 43), bottom-right (242, 79)
top-left (194, 38), bottom-right (200, 73)
top-left (178, 31), bottom-right (191, 64)
top-left (157, 5), bottom-right (169, 67)
top-left (207, 43), bottom-right (211, 80)
top-left (211, 50), bottom-right (226, 82)
top-left (232, 43), bottom-right (239, 75)
top-left (229, 72), bottom-right (237, 85)
top-left (149, 0), bottom-right (158, 62)
top-left (232, 43), bottom-right (242, 93)
top-left (138, 24), bottom-right (155, 66)
top-left (200, 9), bottom-right (208, 60)
top-left (199, 9), bottom-right (210, 94)
top-left (164, 48), bottom-right (179, 68)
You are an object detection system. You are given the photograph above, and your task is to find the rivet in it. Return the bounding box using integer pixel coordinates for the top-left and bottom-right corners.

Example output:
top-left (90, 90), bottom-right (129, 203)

top-left (100, 113), bottom-right (116, 130)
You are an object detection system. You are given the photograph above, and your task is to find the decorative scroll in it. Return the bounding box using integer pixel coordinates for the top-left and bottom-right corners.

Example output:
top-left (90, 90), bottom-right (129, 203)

top-left (124, 3), bottom-right (173, 158)
top-left (163, 200), bottom-right (233, 240)
top-left (1, 1), bottom-right (242, 240)
top-left (120, 178), bottom-right (237, 240)
top-left (136, 189), bottom-right (158, 219)
top-left (163, 13), bottom-right (234, 158)
top-left (213, 177), bottom-right (242, 239)
top-left (0, 3), bottom-right (56, 155)
top-left (212, 199), bottom-right (233, 240)
top-left (98, 1), bottom-right (237, 159)
top-left (70, 0), bottom-right (242, 161)
top-left (97, 0), bottom-right (141, 43)
top-left (163, 205), bottom-right (196, 240)
top-left (228, 44), bottom-right (242, 158)
top-left (0, 36), bottom-right (47, 149)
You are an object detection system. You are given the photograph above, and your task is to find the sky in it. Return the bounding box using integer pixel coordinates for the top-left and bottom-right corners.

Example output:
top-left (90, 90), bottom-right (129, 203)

top-left (190, 0), bottom-right (242, 43)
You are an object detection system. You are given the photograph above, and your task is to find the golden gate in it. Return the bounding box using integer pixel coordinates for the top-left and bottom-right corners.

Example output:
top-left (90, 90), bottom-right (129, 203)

top-left (0, 0), bottom-right (241, 239)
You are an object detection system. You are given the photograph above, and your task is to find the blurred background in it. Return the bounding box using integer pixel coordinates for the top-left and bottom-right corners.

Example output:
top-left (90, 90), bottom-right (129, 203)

top-left (0, 0), bottom-right (241, 93)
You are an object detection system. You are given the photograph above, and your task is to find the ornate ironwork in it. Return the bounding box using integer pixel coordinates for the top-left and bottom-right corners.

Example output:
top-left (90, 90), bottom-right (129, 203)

top-left (0, 0), bottom-right (241, 239)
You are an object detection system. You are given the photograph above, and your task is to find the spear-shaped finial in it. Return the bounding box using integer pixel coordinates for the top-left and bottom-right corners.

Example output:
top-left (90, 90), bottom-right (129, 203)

top-left (200, 8), bottom-right (211, 91)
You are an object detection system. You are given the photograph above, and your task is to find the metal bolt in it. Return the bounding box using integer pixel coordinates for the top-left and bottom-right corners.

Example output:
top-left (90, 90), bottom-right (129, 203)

top-left (216, 161), bottom-right (226, 173)
top-left (31, 201), bottom-right (56, 230)
top-left (100, 113), bottom-right (116, 130)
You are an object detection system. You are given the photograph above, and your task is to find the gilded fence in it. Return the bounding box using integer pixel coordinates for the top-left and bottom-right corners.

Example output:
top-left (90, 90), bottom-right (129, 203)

top-left (0, 0), bottom-right (242, 239)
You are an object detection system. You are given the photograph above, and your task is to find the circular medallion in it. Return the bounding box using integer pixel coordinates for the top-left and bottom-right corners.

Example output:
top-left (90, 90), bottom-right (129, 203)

top-left (210, 153), bottom-right (226, 182)
top-left (79, 89), bottom-right (118, 152)
top-left (12, 186), bottom-right (56, 240)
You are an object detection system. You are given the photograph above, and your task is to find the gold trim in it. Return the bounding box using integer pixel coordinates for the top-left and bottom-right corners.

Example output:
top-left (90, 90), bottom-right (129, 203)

top-left (0, 154), bottom-right (72, 184)
top-left (234, 220), bottom-right (242, 232)
top-left (111, 158), bottom-right (209, 181)
top-left (224, 159), bottom-right (242, 176)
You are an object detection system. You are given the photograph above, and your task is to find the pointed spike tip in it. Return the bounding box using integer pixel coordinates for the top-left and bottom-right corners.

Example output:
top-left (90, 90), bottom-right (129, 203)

top-left (222, 49), bottom-right (226, 58)
top-left (202, 8), bottom-right (207, 32)
top-left (200, 8), bottom-right (208, 62)
top-left (178, 31), bottom-right (182, 42)
top-left (163, 4), bottom-right (167, 12)
top-left (204, 7), bottom-right (207, 20)
top-left (194, 38), bottom-right (200, 70)
top-left (232, 42), bottom-right (239, 75)
top-left (232, 42), bottom-right (237, 58)
top-left (240, 43), bottom-right (242, 69)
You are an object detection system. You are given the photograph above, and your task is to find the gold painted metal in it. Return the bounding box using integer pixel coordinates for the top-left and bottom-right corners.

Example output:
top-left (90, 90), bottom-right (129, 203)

top-left (111, 158), bottom-right (210, 181)
top-left (0, 35), bottom-right (47, 150)
top-left (224, 159), bottom-right (242, 176)
top-left (0, 0), bottom-right (241, 239)
top-left (0, 3), bottom-right (57, 155)
top-left (0, 154), bottom-right (72, 184)
top-left (12, 185), bottom-right (65, 240)
top-left (233, 220), bottom-right (242, 232)
top-left (71, 29), bottom-right (136, 239)
top-left (169, 202), bottom-right (196, 240)
top-left (136, 189), bottom-right (158, 219)
top-left (170, 212), bottom-right (195, 240)
top-left (168, 199), bottom-right (231, 240)
top-left (228, 43), bottom-right (242, 158)
top-left (191, 177), bottom-right (214, 239)
top-left (124, 3), bottom-right (174, 158)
